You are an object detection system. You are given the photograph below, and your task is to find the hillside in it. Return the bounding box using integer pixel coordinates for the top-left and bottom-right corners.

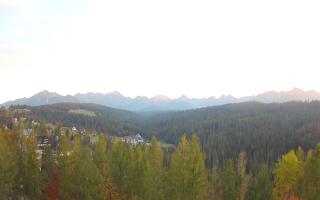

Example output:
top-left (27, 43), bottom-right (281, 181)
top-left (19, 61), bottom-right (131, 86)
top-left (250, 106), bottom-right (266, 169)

top-left (145, 101), bottom-right (320, 168)
top-left (7, 101), bottom-right (320, 169)
top-left (13, 103), bottom-right (142, 136)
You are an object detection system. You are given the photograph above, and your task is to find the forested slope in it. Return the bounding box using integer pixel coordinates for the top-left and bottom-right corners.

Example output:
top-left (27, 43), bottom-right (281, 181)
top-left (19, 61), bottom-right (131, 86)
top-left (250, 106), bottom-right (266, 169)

top-left (12, 103), bottom-right (142, 136)
top-left (145, 101), bottom-right (320, 168)
top-left (8, 101), bottom-right (320, 169)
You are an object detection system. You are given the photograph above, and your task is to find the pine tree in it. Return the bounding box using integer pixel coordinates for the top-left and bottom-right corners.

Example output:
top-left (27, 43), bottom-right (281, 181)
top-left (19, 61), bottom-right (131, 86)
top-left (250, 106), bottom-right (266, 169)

top-left (169, 134), bottom-right (208, 200)
top-left (169, 135), bottom-right (191, 200)
top-left (42, 145), bottom-right (55, 183)
top-left (210, 166), bottom-right (223, 200)
top-left (223, 160), bottom-right (238, 200)
top-left (189, 134), bottom-right (208, 200)
top-left (0, 130), bottom-right (18, 199)
top-left (22, 132), bottom-right (42, 199)
top-left (131, 145), bottom-right (145, 199)
top-left (95, 135), bottom-right (121, 200)
top-left (57, 134), bottom-right (74, 199)
top-left (301, 144), bottom-right (320, 200)
top-left (143, 136), bottom-right (165, 200)
top-left (73, 146), bottom-right (105, 200)
top-left (108, 140), bottom-right (130, 200)
top-left (237, 151), bottom-right (250, 200)
top-left (273, 150), bottom-right (301, 200)
top-left (247, 165), bottom-right (272, 200)
top-left (94, 134), bottom-right (108, 175)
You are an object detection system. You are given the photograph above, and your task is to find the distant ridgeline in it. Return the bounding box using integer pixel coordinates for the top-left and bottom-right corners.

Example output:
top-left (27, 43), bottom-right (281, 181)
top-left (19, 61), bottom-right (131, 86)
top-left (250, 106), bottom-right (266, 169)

top-left (2, 88), bottom-right (320, 111)
top-left (2, 101), bottom-right (320, 171)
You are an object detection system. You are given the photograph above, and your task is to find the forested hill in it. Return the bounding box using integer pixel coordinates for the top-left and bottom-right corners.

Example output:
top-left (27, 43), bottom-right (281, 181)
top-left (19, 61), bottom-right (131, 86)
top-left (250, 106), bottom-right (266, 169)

top-left (146, 101), bottom-right (320, 168)
top-left (12, 103), bottom-right (142, 136)
top-left (8, 101), bottom-right (320, 169)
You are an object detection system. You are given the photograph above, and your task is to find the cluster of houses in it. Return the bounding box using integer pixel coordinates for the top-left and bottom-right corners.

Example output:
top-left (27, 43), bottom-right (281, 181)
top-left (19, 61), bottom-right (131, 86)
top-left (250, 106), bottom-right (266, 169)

top-left (8, 113), bottom-right (150, 159)
top-left (120, 134), bottom-right (145, 145)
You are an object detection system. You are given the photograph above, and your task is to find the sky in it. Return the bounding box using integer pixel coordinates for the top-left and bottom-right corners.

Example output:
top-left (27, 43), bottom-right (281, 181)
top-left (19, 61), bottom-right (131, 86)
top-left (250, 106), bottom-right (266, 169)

top-left (0, 0), bottom-right (320, 103)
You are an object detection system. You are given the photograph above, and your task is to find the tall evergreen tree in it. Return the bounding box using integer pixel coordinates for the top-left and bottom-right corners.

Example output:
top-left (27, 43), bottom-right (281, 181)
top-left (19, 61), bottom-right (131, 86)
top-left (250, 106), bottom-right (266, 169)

top-left (108, 140), bottom-right (130, 200)
top-left (247, 165), bottom-right (272, 200)
top-left (169, 135), bottom-right (191, 200)
top-left (223, 160), bottom-right (238, 200)
top-left (143, 136), bottom-right (165, 200)
top-left (189, 134), bottom-right (208, 200)
top-left (73, 146), bottom-right (105, 200)
top-left (22, 132), bottom-right (42, 199)
top-left (273, 150), bottom-right (301, 200)
top-left (94, 135), bottom-right (120, 200)
top-left (301, 144), bottom-right (320, 200)
top-left (0, 130), bottom-right (18, 199)
top-left (169, 134), bottom-right (208, 200)
top-left (237, 151), bottom-right (250, 200)
top-left (210, 166), bottom-right (223, 200)
top-left (57, 134), bottom-right (73, 200)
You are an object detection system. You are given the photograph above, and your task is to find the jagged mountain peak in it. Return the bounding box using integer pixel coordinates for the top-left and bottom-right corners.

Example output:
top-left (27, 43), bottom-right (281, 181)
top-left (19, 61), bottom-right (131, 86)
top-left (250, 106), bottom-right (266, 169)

top-left (2, 88), bottom-right (320, 111)
top-left (33, 90), bottom-right (60, 97)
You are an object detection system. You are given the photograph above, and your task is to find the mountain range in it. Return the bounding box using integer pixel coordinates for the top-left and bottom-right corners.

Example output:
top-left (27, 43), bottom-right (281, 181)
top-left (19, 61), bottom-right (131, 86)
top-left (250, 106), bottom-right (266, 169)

top-left (2, 88), bottom-right (320, 111)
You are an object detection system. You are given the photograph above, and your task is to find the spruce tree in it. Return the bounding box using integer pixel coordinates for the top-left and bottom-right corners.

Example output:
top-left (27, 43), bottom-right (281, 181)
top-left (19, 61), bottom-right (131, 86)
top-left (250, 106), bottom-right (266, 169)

top-left (223, 160), bottom-right (238, 200)
top-left (143, 136), bottom-right (165, 200)
top-left (237, 151), bottom-right (250, 200)
top-left (247, 165), bottom-right (272, 200)
top-left (169, 135), bottom-right (191, 200)
top-left (0, 130), bottom-right (18, 199)
top-left (22, 132), bottom-right (42, 199)
top-left (189, 134), bottom-right (208, 200)
top-left (169, 134), bottom-right (208, 200)
top-left (301, 145), bottom-right (320, 200)
top-left (57, 134), bottom-right (74, 199)
top-left (273, 150), bottom-right (301, 200)
top-left (73, 146), bottom-right (105, 200)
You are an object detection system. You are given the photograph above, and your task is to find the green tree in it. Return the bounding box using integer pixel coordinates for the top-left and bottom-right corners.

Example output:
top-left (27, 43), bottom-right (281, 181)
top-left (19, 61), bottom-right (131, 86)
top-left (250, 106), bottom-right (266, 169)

top-left (189, 134), bottom-right (208, 200)
top-left (94, 135), bottom-right (120, 200)
top-left (73, 146), bottom-right (105, 200)
top-left (301, 144), bottom-right (320, 200)
top-left (237, 151), bottom-right (250, 200)
top-left (247, 165), bottom-right (272, 200)
top-left (273, 150), bottom-right (301, 200)
top-left (22, 132), bottom-right (42, 199)
top-left (108, 140), bottom-right (130, 200)
top-left (131, 145), bottom-right (145, 199)
top-left (223, 160), bottom-right (238, 200)
top-left (169, 134), bottom-right (208, 200)
top-left (143, 136), bottom-right (165, 200)
top-left (41, 145), bottom-right (55, 184)
top-left (57, 134), bottom-right (74, 200)
top-left (169, 135), bottom-right (191, 200)
top-left (210, 166), bottom-right (223, 200)
top-left (0, 130), bottom-right (18, 199)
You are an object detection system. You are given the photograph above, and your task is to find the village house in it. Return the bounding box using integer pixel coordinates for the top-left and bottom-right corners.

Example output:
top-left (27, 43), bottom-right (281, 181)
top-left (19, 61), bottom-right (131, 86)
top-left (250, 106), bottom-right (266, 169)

top-left (121, 134), bottom-right (144, 145)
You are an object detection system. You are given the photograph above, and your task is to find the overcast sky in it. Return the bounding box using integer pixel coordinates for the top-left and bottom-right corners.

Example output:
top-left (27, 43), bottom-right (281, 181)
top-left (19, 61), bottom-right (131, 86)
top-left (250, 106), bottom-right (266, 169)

top-left (0, 0), bottom-right (319, 103)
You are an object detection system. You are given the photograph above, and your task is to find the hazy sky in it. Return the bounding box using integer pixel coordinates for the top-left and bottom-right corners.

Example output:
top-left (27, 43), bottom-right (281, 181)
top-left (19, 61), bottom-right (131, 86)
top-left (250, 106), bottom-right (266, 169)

top-left (0, 0), bottom-right (320, 103)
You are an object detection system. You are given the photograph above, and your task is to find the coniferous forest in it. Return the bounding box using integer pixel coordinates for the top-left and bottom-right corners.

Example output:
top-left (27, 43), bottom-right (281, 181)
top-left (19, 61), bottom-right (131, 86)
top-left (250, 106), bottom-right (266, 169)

top-left (1, 102), bottom-right (320, 199)
top-left (1, 127), bottom-right (320, 200)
